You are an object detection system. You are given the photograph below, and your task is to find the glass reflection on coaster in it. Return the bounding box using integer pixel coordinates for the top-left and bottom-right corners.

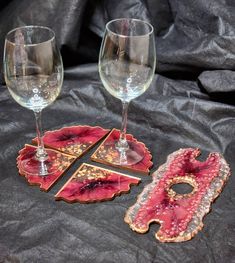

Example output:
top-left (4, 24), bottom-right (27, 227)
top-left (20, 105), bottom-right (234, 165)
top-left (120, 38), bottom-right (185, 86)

top-left (17, 144), bottom-right (76, 191)
top-left (55, 163), bottom-right (141, 203)
top-left (91, 129), bottom-right (153, 174)
top-left (32, 125), bottom-right (110, 158)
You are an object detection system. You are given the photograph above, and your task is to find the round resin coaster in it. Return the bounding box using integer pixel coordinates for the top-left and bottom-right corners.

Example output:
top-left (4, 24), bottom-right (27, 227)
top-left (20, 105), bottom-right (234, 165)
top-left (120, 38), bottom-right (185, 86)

top-left (17, 144), bottom-right (76, 191)
top-left (124, 148), bottom-right (231, 242)
top-left (32, 125), bottom-right (110, 158)
top-left (91, 129), bottom-right (153, 174)
top-left (55, 163), bottom-right (141, 203)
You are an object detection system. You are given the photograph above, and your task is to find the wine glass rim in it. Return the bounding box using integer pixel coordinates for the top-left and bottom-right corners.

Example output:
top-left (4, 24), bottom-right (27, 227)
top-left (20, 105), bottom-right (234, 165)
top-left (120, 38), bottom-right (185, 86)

top-left (5, 25), bottom-right (55, 46)
top-left (106, 18), bottom-right (154, 38)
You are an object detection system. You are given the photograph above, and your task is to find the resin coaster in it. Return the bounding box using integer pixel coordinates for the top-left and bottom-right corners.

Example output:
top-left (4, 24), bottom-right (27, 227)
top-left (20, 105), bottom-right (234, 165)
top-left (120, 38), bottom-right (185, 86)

top-left (55, 163), bottom-right (141, 203)
top-left (91, 129), bottom-right (152, 174)
top-left (32, 125), bottom-right (110, 158)
top-left (124, 148), bottom-right (231, 242)
top-left (17, 144), bottom-right (76, 191)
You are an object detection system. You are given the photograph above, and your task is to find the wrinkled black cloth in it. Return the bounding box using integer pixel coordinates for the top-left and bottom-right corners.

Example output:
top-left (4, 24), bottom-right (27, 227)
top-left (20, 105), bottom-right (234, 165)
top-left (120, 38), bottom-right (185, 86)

top-left (199, 70), bottom-right (235, 93)
top-left (0, 1), bottom-right (235, 263)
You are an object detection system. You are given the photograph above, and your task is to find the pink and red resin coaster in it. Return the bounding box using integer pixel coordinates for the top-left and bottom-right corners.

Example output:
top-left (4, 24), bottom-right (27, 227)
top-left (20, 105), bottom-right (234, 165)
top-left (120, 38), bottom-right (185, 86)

top-left (17, 144), bottom-right (76, 191)
top-left (32, 125), bottom-right (110, 158)
top-left (124, 148), bottom-right (231, 242)
top-left (91, 129), bottom-right (153, 174)
top-left (55, 163), bottom-right (141, 203)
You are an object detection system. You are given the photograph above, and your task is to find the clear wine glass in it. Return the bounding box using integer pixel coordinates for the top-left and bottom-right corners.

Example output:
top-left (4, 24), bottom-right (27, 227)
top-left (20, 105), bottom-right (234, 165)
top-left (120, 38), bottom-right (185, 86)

top-left (3, 26), bottom-right (63, 176)
top-left (99, 18), bottom-right (156, 165)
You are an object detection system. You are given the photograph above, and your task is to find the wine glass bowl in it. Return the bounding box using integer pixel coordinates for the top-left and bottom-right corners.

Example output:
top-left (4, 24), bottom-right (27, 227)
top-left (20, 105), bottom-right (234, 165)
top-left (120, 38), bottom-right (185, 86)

top-left (4, 26), bottom-right (64, 176)
top-left (99, 18), bottom-right (156, 165)
top-left (4, 26), bottom-right (62, 112)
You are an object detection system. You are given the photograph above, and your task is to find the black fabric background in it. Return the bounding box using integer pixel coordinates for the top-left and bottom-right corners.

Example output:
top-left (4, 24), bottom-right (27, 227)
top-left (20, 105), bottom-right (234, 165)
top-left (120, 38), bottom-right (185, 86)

top-left (0, 1), bottom-right (234, 262)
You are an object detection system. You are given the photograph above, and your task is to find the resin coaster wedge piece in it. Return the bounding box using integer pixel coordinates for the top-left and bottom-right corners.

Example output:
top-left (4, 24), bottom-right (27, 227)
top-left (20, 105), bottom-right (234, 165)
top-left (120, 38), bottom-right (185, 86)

top-left (17, 144), bottom-right (76, 191)
top-left (91, 129), bottom-right (152, 174)
top-left (32, 125), bottom-right (110, 158)
top-left (55, 163), bottom-right (141, 203)
top-left (124, 148), bottom-right (231, 243)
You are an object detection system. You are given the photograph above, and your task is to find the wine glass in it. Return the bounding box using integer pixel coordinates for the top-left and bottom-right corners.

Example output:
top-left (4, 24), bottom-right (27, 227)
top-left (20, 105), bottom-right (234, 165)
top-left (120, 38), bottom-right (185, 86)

top-left (99, 18), bottom-right (156, 165)
top-left (3, 26), bottom-right (63, 176)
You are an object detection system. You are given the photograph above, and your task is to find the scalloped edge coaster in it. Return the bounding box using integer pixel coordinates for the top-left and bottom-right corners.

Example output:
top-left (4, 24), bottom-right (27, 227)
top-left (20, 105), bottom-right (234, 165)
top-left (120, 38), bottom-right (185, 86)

top-left (91, 129), bottom-right (153, 174)
top-left (32, 125), bottom-right (110, 158)
top-left (17, 144), bottom-right (76, 192)
top-left (124, 148), bottom-right (231, 243)
top-left (55, 163), bottom-right (141, 203)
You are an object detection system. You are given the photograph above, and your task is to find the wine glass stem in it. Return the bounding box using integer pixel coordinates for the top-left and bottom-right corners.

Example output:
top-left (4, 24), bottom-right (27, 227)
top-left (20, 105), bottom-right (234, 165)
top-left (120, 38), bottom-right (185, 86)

top-left (117, 101), bottom-right (129, 149)
top-left (34, 111), bottom-right (48, 161)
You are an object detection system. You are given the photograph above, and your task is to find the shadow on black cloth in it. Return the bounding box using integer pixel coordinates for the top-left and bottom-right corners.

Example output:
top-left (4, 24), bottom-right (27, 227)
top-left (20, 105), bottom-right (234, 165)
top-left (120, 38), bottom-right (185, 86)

top-left (0, 1), bottom-right (234, 263)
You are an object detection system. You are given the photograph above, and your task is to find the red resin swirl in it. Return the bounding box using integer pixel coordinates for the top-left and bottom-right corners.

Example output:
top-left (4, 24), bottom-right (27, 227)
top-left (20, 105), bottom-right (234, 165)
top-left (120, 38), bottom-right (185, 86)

top-left (125, 148), bottom-right (231, 242)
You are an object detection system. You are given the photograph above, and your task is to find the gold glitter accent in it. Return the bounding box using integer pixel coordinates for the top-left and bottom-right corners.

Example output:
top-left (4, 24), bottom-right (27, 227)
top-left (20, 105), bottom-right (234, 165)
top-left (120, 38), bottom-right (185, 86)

top-left (166, 175), bottom-right (198, 200)
top-left (58, 143), bottom-right (89, 156)
top-left (74, 165), bottom-right (108, 180)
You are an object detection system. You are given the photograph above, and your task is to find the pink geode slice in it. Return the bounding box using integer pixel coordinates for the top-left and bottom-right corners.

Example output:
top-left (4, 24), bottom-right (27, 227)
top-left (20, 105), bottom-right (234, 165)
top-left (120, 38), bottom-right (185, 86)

top-left (32, 125), bottom-right (110, 157)
top-left (17, 145), bottom-right (76, 191)
top-left (91, 129), bottom-right (153, 174)
top-left (124, 148), bottom-right (231, 242)
top-left (55, 163), bottom-right (141, 203)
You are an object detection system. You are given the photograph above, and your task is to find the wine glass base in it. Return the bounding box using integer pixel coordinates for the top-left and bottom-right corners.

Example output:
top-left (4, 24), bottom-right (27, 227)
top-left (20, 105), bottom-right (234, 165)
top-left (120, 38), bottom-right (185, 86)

top-left (103, 140), bottom-right (145, 166)
top-left (18, 148), bottom-right (65, 177)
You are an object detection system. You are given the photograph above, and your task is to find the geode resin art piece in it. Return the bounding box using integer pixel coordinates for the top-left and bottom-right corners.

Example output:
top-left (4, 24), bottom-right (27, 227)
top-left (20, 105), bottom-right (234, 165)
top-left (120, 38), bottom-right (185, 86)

top-left (17, 145), bottom-right (76, 191)
top-left (125, 148), bottom-right (231, 242)
top-left (32, 125), bottom-right (110, 158)
top-left (55, 163), bottom-right (141, 203)
top-left (91, 129), bottom-right (153, 174)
